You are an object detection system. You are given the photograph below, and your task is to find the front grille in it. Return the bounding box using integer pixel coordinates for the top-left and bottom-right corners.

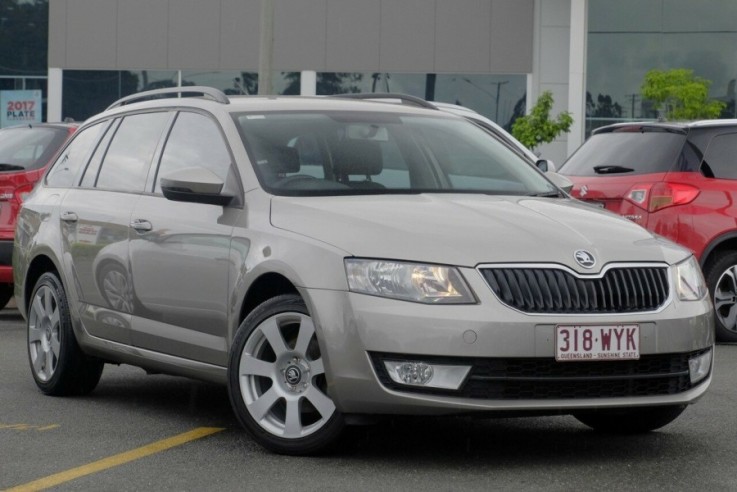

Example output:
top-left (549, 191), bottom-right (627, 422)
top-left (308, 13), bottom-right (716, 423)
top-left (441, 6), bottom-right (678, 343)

top-left (371, 350), bottom-right (706, 400)
top-left (480, 265), bottom-right (669, 314)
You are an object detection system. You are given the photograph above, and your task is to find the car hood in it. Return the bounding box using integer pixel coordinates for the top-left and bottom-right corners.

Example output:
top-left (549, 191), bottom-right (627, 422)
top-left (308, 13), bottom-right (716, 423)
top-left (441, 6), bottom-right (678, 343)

top-left (269, 194), bottom-right (689, 271)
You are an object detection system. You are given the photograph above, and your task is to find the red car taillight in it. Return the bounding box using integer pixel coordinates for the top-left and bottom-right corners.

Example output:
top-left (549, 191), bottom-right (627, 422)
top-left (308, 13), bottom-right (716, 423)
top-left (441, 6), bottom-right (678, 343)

top-left (14, 183), bottom-right (34, 203)
top-left (625, 182), bottom-right (699, 212)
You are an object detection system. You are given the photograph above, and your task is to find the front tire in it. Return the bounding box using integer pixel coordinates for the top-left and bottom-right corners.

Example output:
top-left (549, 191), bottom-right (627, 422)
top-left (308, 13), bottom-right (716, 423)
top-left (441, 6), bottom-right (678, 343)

top-left (704, 251), bottom-right (737, 342)
top-left (573, 405), bottom-right (686, 434)
top-left (227, 294), bottom-right (343, 455)
top-left (27, 272), bottom-right (104, 396)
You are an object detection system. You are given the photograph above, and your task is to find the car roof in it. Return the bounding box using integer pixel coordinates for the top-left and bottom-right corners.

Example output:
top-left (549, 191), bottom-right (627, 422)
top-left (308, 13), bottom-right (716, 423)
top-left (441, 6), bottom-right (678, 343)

top-left (95, 87), bottom-right (455, 123)
top-left (594, 119), bottom-right (737, 135)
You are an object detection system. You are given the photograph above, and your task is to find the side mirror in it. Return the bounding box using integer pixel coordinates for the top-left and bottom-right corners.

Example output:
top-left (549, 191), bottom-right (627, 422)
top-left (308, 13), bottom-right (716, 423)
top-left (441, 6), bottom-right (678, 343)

top-left (544, 171), bottom-right (573, 194)
top-left (160, 167), bottom-right (233, 206)
top-left (536, 159), bottom-right (557, 173)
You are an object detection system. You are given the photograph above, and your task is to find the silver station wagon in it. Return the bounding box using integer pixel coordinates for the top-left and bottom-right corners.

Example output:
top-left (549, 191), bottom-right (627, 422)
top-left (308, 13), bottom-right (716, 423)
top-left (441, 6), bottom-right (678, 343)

top-left (13, 87), bottom-right (713, 455)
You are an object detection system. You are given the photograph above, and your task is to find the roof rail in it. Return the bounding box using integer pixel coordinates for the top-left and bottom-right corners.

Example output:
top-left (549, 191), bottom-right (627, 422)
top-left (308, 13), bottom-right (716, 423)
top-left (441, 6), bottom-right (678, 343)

top-left (331, 93), bottom-right (438, 110)
top-left (106, 86), bottom-right (230, 110)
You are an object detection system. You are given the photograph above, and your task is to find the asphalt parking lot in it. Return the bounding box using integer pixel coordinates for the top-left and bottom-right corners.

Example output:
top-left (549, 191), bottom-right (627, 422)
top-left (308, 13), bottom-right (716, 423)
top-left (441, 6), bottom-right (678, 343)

top-left (1, 304), bottom-right (736, 491)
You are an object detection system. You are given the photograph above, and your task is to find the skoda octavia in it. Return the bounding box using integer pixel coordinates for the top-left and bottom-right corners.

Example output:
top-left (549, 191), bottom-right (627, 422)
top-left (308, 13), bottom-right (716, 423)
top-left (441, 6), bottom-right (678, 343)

top-left (13, 87), bottom-right (713, 455)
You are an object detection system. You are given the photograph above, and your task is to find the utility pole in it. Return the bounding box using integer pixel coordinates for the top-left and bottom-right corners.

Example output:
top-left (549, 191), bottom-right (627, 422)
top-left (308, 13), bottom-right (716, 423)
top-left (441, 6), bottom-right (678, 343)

top-left (625, 93), bottom-right (640, 119)
top-left (494, 81), bottom-right (508, 122)
top-left (258, 0), bottom-right (274, 95)
top-left (461, 78), bottom-right (508, 122)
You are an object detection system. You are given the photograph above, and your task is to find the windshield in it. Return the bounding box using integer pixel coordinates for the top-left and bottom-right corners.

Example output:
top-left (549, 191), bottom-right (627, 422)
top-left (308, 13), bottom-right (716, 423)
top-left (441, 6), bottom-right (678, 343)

top-left (233, 111), bottom-right (557, 196)
top-left (560, 129), bottom-right (687, 177)
top-left (0, 127), bottom-right (70, 172)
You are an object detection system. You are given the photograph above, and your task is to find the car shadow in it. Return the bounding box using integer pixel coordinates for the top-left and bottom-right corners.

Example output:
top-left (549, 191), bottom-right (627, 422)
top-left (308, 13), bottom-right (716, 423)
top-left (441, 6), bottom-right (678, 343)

top-left (85, 366), bottom-right (702, 467)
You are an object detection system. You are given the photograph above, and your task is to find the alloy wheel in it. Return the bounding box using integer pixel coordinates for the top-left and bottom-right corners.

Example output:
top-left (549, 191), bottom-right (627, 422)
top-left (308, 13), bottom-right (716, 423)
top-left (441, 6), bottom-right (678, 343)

top-left (714, 265), bottom-right (737, 334)
top-left (28, 285), bottom-right (62, 382)
top-left (237, 311), bottom-right (335, 439)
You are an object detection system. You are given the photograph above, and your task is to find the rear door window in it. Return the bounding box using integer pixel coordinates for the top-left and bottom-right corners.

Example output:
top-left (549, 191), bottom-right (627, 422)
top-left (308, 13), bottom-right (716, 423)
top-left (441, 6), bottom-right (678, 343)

top-left (561, 129), bottom-right (687, 176)
top-left (94, 112), bottom-right (170, 193)
top-left (701, 133), bottom-right (737, 179)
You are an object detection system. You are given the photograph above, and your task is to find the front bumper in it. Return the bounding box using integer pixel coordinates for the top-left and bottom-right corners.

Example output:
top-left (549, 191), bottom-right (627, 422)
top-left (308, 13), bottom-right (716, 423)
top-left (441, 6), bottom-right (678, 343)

top-left (305, 267), bottom-right (714, 416)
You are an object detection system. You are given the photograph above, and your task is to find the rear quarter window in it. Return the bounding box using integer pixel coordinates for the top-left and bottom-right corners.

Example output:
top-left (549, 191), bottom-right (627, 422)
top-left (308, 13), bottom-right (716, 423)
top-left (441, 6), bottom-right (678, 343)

top-left (561, 130), bottom-right (687, 177)
top-left (46, 123), bottom-right (105, 188)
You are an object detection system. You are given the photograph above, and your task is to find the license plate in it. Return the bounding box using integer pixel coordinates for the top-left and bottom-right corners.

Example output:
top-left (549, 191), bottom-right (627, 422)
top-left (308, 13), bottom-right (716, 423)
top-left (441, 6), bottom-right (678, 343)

top-left (555, 324), bottom-right (639, 361)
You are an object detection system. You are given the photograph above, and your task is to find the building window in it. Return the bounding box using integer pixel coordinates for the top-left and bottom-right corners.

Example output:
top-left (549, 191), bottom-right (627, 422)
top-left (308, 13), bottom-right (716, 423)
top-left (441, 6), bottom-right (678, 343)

top-left (587, 0), bottom-right (737, 136)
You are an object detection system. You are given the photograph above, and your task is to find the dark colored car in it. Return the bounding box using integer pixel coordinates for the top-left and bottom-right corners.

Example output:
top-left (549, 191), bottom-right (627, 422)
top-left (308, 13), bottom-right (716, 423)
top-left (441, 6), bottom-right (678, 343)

top-left (560, 120), bottom-right (737, 342)
top-left (0, 123), bottom-right (77, 309)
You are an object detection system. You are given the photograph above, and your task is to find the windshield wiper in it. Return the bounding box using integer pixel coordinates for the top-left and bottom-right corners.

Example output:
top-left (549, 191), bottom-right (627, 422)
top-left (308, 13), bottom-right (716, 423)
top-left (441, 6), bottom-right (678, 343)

top-left (0, 163), bottom-right (26, 172)
top-left (526, 191), bottom-right (562, 198)
top-left (593, 165), bottom-right (634, 174)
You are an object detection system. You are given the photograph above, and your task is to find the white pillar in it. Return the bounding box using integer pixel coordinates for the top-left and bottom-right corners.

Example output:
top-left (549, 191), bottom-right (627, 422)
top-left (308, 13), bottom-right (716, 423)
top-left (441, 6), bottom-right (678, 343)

top-left (567, 0), bottom-right (588, 155)
top-left (300, 70), bottom-right (317, 96)
top-left (47, 68), bottom-right (63, 122)
top-left (258, 0), bottom-right (274, 95)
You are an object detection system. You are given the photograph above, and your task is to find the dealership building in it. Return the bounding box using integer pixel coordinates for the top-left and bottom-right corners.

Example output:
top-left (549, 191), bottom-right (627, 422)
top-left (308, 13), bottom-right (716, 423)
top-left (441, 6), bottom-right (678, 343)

top-left (2, 0), bottom-right (736, 163)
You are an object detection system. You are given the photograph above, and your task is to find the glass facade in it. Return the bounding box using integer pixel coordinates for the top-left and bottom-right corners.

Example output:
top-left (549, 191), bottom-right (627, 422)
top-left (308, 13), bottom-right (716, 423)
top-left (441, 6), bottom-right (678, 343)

top-left (61, 71), bottom-right (301, 122)
top-left (314, 73), bottom-right (527, 130)
top-left (0, 0), bottom-right (49, 125)
top-left (60, 71), bottom-right (525, 127)
top-left (587, 0), bottom-right (737, 134)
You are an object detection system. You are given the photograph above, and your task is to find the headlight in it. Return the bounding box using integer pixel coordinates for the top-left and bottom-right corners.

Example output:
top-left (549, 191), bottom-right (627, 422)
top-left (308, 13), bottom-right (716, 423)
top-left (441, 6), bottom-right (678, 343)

top-left (675, 256), bottom-right (707, 301)
top-left (344, 259), bottom-right (476, 304)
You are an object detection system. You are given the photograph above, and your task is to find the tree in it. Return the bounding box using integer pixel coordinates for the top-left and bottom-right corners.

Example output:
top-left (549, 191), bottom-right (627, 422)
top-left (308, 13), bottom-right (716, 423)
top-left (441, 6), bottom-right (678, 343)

top-left (282, 73), bottom-right (363, 96)
top-left (511, 91), bottom-right (573, 150)
top-left (641, 68), bottom-right (725, 120)
top-left (586, 92), bottom-right (623, 118)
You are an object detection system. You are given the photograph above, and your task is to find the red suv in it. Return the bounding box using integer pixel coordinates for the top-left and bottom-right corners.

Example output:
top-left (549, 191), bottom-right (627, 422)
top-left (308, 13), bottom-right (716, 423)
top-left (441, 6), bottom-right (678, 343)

top-left (0, 123), bottom-right (77, 309)
top-left (560, 121), bottom-right (737, 342)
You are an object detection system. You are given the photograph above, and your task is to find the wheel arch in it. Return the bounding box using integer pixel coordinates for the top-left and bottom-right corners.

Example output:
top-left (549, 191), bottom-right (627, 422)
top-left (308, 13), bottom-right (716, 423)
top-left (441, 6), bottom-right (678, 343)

top-left (23, 254), bottom-right (62, 316)
top-left (700, 231), bottom-right (737, 269)
top-left (238, 272), bottom-right (300, 327)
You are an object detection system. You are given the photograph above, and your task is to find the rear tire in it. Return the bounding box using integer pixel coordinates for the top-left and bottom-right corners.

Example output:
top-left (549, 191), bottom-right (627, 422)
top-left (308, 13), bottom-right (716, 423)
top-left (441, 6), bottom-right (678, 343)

top-left (227, 294), bottom-right (344, 455)
top-left (0, 284), bottom-right (12, 310)
top-left (27, 272), bottom-right (104, 396)
top-left (704, 251), bottom-right (737, 342)
top-left (573, 405), bottom-right (686, 434)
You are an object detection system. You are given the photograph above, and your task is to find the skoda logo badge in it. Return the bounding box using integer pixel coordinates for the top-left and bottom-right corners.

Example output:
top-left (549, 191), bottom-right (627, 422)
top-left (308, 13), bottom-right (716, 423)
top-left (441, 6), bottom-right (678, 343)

top-left (574, 250), bottom-right (596, 269)
top-left (285, 366), bottom-right (302, 385)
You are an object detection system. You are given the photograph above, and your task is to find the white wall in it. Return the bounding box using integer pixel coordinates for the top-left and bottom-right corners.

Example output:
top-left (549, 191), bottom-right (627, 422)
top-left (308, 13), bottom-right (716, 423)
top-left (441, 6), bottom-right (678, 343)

top-left (529, 0), bottom-right (580, 166)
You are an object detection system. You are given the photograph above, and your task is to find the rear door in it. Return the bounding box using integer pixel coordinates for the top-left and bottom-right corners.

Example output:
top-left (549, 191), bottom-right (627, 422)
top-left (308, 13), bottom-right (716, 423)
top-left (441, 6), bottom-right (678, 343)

top-left (60, 111), bottom-right (171, 344)
top-left (667, 130), bottom-right (737, 258)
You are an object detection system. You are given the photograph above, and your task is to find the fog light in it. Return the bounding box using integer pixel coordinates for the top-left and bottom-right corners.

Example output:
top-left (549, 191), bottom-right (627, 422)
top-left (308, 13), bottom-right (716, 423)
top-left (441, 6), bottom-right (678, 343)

top-left (689, 349), bottom-right (712, 385)
top-left (383, 360), bottom-right (471, 390)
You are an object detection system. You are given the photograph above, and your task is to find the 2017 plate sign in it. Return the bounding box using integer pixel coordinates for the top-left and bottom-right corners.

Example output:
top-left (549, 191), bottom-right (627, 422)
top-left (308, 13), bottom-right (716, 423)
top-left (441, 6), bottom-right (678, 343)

top-left (555, 324), bottom-right (639, 361)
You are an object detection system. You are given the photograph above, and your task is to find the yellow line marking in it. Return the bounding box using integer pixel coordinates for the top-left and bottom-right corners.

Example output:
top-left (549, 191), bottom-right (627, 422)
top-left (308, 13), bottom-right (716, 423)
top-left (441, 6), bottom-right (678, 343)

top-left (34, 425), bottom-right (60, 432)
top-left (0, 424), bottom-right (60, 432)
top-left (0, 424), bottom-right (34, 431)
top-left (5, 427), bottom-right (224, 492)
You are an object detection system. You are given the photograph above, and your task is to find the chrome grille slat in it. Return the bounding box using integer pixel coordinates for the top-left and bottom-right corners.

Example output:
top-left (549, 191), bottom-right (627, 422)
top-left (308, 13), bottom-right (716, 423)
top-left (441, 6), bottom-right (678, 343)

top-left (480, 266), bottom-right (670, 314)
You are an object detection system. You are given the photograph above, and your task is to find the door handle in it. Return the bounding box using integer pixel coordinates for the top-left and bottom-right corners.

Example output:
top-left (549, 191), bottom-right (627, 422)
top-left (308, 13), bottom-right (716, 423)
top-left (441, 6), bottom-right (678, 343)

top-left (60, 211), bottom-right (78, 223)
top-left (130, 219), bottom-right (153, 233)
